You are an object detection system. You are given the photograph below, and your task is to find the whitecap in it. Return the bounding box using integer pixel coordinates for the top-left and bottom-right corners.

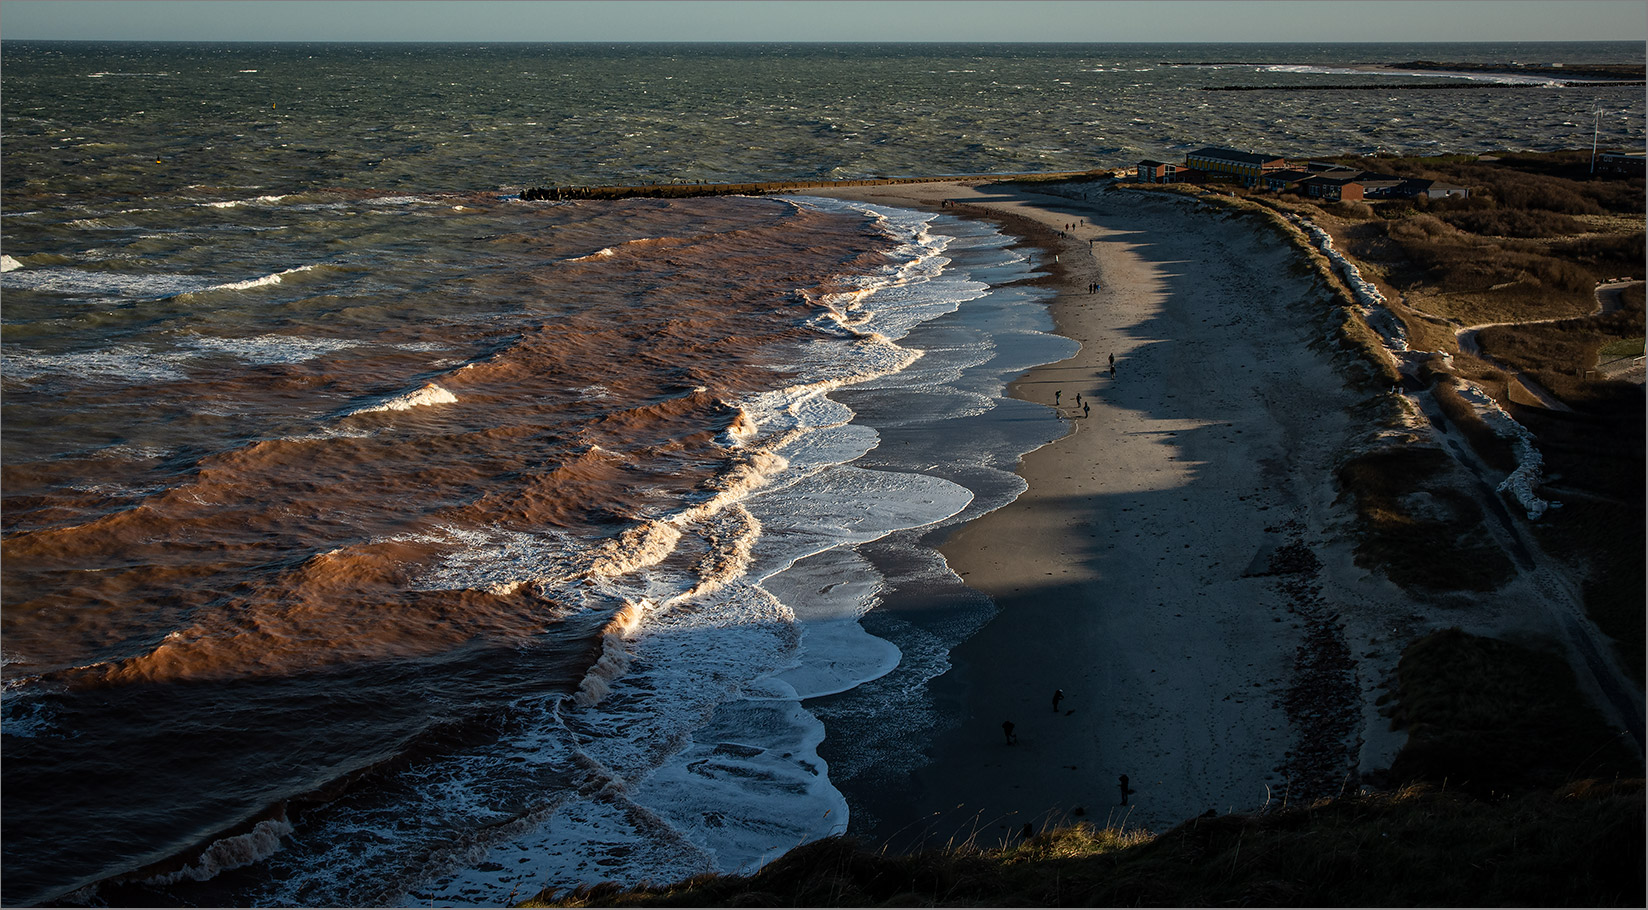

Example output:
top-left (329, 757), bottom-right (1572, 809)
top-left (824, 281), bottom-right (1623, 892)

top-left (193, 263), bottom-right (320, 293)
top-left (341, 382), bottom-right (459, 417)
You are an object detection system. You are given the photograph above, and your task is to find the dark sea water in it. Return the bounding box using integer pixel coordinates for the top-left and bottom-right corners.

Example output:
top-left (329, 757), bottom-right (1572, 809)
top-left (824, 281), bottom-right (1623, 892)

top-left (2, 41), bottom-right (1642, 907)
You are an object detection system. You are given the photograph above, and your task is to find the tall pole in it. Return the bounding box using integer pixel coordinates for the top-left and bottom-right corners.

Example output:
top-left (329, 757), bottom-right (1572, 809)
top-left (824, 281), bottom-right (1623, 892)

top-left (1591, 107), bottom-right (1601, 175)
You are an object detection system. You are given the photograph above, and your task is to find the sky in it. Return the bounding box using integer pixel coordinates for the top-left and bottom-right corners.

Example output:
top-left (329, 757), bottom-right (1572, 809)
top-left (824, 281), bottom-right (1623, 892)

top-left (1, 0), bottom-right (1644, 43)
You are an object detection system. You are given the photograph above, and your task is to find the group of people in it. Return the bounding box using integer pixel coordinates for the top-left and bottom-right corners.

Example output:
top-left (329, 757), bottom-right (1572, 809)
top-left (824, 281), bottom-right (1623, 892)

top-left (1002, 690), bottom-right (1136, 806)
top-left (1054, 388), bottom-right (1092, 418)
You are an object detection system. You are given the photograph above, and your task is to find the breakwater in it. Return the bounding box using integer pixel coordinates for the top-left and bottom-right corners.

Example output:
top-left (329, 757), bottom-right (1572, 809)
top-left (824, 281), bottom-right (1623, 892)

top-left (519, 171), bottom-right (1109, 201)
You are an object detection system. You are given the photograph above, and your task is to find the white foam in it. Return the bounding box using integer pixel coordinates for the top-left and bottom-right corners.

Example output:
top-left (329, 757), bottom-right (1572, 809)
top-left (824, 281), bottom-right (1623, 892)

top-left (1260, 63), bottom-right (1564, 86)
top-left (0, 266), bottom-right (215, 299)
top-left (1, 254), bottom-right (23, 272)
top-left (628, 679), bottom-right (849, 876)
top-left (190, 263), bottom-right (322, 293)
top-left (405, 525), bottom-right (584, 597)
top-left (185, 333), bottom-right (357, 364)
top-left (341, 382), bottom-right (459, 416)
top-left (201, 195), bottom-right (288, 209)
top-left (1, 345), bottom-right (192, 384)
top-left (141, 817), bottom-right (294, 886)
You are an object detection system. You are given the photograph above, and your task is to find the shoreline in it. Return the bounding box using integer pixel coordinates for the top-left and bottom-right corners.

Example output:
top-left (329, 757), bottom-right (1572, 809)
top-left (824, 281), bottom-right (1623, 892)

top-left (802, 179), bottom-right (1420, 848)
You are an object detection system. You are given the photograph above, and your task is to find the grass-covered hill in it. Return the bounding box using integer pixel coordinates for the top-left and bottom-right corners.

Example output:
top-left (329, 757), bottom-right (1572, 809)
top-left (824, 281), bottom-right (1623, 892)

top-left (1247, 150), bottom-right (1643, 684)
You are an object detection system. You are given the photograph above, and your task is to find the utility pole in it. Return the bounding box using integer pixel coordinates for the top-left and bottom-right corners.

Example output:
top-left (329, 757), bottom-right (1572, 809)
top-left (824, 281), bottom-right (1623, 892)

top-left (1590, 107), bottom-right (1602, 175)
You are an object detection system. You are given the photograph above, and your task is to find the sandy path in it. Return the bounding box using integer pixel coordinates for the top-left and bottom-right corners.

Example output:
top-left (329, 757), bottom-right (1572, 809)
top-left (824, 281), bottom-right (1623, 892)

top-left (803, 180), bottom-right (1421, 847)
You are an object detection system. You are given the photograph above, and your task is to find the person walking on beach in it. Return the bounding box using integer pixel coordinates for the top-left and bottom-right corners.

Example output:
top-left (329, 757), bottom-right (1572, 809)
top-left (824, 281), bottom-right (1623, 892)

top-left (1083, 402), bottom-right (1090, 418)
top-left (1002, 720), bottom-right (1017, 745)
top-left (1075, 392), bottom-right (1082, 408)
top-left (1054, 389), bottom-right (1062, 406)
top-left (1108, 353), bottom-right (1115, 367)
top-left (1119, 774), bottom-right (1133, 805)
top-left (1052, 689), bottom-right (1064, 712)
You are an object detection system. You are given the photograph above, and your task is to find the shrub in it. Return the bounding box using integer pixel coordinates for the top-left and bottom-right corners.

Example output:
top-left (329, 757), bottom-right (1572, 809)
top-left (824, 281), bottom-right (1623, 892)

top-left (1442, 207), bottom-right (1588, 238)
top-left (1387, 628), bottom-right (1639, 794)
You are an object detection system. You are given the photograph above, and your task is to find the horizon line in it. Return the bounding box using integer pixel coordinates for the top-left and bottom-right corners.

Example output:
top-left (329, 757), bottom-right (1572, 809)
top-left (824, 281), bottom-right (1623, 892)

top-left (4, 37), bottom-right (1643, 45)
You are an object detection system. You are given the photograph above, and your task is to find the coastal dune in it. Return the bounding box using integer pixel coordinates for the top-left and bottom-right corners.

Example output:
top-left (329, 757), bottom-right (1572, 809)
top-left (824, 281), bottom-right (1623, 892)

top-left (806, 180), bottom-right (1418, 846)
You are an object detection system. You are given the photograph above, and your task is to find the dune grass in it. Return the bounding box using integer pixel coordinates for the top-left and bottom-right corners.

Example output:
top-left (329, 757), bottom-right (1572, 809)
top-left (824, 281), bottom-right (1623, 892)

top-left (1334, 446), bottom-right (1515, 593)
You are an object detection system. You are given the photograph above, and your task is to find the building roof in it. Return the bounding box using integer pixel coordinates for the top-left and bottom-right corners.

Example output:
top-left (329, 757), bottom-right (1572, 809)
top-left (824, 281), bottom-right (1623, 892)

top-left (1264, 169), bottom-right (1315, 183)
top-left (1308, 169), bottom-right (1399, 186)
top-left (1138, 159), bottom-right (1167, 167)
top-left (1186, 146), bottom-right (1285, 165)
top-left (1401, 178), bottom-right (1468, 192)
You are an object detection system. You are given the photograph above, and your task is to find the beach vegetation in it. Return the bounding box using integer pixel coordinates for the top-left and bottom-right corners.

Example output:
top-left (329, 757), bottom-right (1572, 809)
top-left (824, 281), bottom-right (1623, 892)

top-left (1383, 628), bottom-right (1640, 793)
top-left (1252, 152), bottom-right (1642, 671)
top-left (1334, 446), bottom-right (1514, 592)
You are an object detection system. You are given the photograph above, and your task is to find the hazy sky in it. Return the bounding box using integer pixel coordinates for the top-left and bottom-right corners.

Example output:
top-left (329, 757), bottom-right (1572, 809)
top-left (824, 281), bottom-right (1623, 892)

top-left (3, 0), bottom-right (1645, 43)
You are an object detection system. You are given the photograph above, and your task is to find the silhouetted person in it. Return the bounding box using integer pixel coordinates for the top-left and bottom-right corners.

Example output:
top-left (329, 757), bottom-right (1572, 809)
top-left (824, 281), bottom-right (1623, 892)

top-left (1083, 402), bottom-right (1090, 418)
top-left (1119, 774), bottom-right (1134, 805)
top-left (1002, 720), bottom-right (1017, 745)
top-left (1052, 689), bottom-right (1064, 712)
top-left (1108, 353), bottom-right (1115, 366)
top-left (1054, 390), bottom-right (1062, 406)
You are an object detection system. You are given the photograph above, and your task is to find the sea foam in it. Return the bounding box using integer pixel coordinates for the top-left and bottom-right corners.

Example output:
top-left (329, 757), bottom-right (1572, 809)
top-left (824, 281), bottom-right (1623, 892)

top-left (341, 382), bottom-right (459, 417)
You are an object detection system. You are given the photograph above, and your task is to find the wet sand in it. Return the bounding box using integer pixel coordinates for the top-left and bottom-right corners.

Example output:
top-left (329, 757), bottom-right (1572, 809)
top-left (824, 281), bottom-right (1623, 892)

top-left (806, 179), bottom-right (1417, 847)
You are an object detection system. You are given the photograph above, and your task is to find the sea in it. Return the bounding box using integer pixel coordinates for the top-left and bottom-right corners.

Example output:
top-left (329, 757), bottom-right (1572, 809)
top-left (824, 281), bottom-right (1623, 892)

top-left (2, 41), bottom-right (1642, 907)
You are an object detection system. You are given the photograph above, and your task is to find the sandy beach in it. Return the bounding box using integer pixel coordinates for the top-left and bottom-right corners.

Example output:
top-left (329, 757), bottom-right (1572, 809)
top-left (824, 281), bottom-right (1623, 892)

top-left (805, 179), bottom-right (1428, 848)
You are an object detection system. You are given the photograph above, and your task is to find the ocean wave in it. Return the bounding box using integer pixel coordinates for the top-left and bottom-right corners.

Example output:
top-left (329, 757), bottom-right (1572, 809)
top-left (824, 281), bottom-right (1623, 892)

top-left (184, 332), bottom-right (359, 364)
top-left (340, 382), bottom-right (459, 417)
top-left (0, 266), bottom-right (215, 299)
top-left (188, 263), bottom-right (325, 294)
top-left (1260, 63), bottom-right (1563, 86)
top-left (1, 254), bottom-right (24, 272)
top-left (1, 345), bottom-right (192, 385)
top-left (199, 194), bottom-right (289, 209)
top-left (139, 816), bottom-right (294, 886)
top-left (566, 235), bottom-right (669, 263)
top-left (574, 599), bottom-right (649, 706)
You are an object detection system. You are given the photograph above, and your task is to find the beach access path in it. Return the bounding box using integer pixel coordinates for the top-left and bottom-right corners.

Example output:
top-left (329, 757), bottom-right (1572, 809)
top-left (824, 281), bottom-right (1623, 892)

top-left (801, 179), bottom-right (1446, 848)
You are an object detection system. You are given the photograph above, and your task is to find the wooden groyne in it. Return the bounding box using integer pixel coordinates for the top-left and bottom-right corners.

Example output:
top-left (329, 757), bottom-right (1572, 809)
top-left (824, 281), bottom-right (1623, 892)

top-left (519, 170), bottom-right (1112, 202)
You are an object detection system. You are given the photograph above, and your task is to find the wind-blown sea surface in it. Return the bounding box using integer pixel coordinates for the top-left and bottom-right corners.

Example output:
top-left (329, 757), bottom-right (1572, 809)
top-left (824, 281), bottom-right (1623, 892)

top-left (2, 41), bottom-right (1642, 906)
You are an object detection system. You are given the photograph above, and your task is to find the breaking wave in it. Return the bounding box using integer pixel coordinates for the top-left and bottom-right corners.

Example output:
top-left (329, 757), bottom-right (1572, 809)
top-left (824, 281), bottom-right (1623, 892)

top-left (341, 382), bottom-right (459, 416)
